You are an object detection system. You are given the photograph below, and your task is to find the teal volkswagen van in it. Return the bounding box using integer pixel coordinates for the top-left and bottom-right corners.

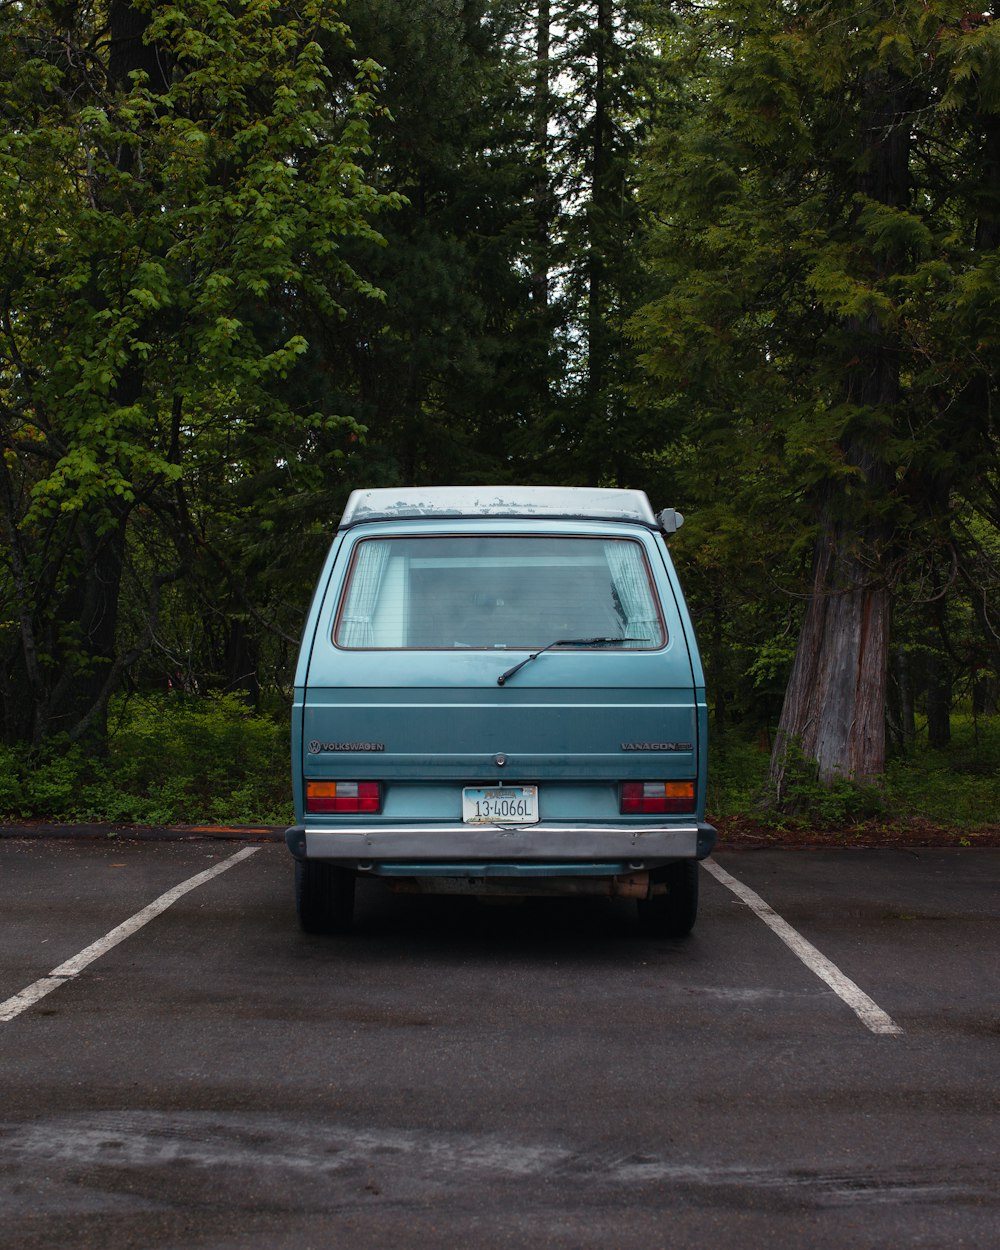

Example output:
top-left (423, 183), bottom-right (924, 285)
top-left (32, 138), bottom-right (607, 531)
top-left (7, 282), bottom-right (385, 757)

top-left (286, 487), bottom-right (715, 937)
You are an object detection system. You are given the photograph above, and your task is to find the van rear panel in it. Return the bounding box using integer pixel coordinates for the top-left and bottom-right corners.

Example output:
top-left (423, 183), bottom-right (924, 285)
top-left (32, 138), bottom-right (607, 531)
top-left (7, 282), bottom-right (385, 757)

top-left (290, 513), bottom-right (712, 872)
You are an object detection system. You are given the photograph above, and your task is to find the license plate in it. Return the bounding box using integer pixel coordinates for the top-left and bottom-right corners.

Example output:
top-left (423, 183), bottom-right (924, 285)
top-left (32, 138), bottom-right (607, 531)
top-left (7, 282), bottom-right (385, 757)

top-left (462, 785), bottom-right (539, 824)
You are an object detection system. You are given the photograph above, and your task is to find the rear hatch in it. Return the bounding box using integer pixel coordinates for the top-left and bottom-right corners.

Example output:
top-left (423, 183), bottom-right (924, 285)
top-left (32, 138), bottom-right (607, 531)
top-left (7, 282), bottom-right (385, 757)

top-left (298, 522), bottom-right (701, 824)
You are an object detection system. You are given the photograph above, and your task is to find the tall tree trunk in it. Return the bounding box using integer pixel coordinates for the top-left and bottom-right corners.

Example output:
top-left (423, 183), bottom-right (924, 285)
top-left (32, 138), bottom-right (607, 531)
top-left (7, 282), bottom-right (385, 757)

top-left (46, 513), bottom-right (129, 749)
top-left (710, 581), bottom-right (727, 737)
top-left (770, 512), bottom-right (892, 789)
top-left (894, 646), bottom-right (916, 752)
top-left (973, 677), bottom-right (998, 717)
top-left (769, 68), bottom-right (908, 792)
top-left (223, 617), bottom-right (261, 706)
top-left (21, 1), bottom-right (165, 750)
top-left (926, 652), bottom-right (952, 748)
top-left (587, 0), bottom-right (609, 404)
top-left (528, 0), bottom-right (553, 420)
top-left (532, 0), bottom-right (551, 316)
top-left (108, 0), bottom-right (169, 95)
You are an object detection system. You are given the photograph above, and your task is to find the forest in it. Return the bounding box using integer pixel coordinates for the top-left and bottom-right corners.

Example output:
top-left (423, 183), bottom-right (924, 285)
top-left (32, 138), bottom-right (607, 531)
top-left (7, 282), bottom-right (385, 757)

top-left (1, 0), bottom-right (998, 827)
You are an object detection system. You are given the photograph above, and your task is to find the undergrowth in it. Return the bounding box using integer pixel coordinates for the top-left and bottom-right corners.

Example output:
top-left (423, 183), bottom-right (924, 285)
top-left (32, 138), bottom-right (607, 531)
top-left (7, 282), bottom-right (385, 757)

top-left (708, 714), bottom-right (1000, 829)
top-left (0, 693), bottom-right (293, 825)
top-left (884, 715), bottom-right (1000, 826)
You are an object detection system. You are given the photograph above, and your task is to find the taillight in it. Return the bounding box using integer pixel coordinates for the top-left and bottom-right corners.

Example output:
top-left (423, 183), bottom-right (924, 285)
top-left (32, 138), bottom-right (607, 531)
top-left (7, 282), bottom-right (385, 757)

top-left (306, 781), bottom-right (381, 814)
top-left (620, 781), bottom-right (695, 814)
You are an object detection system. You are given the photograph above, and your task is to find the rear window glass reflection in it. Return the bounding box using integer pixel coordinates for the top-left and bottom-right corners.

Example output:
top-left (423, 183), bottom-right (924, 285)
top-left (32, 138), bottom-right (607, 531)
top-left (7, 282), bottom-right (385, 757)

top-left (334, 535), bottom-right (666, 650)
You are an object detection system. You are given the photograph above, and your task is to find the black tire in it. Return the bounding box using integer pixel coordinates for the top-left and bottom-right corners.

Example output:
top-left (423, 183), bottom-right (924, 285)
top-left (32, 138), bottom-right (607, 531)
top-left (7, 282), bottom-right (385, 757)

top-left (636, 859), bottom-right (699, 938)
top-left (295, 860), bottom-right (356, 934)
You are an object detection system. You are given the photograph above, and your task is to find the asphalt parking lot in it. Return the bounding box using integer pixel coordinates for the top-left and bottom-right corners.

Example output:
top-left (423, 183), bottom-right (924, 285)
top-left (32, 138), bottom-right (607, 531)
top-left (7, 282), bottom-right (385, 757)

top-left (1, 837), bottom-right (998, 1249)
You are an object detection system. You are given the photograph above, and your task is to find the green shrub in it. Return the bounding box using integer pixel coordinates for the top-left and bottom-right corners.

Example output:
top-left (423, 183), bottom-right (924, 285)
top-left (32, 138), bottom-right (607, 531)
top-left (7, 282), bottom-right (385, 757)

top-left (707, 717), bottom-right (999, 829)
top-left (0, 741), bottom-right (104, 820)
top-left (706, 733), bottom-right (770, 817)
top-left (0, 693), bottom-right (293, 824)
top-left (885, 715), bottom-right (1000, 825)
top-left (757, 737), bottom-right (886, 827)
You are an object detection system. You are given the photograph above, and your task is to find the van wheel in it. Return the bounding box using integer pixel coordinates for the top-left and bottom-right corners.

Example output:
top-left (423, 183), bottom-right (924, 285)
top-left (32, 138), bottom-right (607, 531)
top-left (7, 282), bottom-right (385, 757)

top-left (636, 860), bottom-right (699, 938)
top-left (295, 861), bottom-right (356, 934)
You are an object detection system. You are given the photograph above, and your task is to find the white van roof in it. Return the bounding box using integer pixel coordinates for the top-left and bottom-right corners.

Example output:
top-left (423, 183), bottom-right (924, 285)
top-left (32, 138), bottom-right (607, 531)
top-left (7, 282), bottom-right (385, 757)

top-left (339, 486), bottom-right (659, 528)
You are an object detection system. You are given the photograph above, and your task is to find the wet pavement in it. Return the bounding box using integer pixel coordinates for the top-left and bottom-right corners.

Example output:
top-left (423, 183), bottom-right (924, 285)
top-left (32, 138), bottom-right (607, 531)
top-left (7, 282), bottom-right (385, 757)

top-left (1, 838), bottom-right (997, 1249)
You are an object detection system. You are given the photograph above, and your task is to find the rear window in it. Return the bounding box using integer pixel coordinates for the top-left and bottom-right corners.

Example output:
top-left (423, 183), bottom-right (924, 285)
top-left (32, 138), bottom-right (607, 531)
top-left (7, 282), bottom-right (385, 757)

top-left (334, 535), bottom-right (665, 650)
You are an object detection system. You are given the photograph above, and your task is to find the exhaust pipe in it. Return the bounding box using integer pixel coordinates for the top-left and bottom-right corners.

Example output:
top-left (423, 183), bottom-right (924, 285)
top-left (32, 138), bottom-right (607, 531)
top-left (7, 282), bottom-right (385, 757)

top-left (384, 872), bottom-right (662, 900)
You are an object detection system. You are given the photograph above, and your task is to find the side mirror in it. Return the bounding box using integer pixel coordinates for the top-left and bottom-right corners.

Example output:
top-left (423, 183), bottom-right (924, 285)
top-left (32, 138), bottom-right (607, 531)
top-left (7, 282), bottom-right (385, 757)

top-left (656, 508), bottom-right (685, 534)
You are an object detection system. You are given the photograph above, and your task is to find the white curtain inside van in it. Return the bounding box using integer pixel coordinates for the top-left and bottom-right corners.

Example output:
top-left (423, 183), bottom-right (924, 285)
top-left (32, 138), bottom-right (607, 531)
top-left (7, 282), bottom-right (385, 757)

top-left (338, 540), bottom-right (391, 647)
top-left (604, 541), bottom-right (660, 648)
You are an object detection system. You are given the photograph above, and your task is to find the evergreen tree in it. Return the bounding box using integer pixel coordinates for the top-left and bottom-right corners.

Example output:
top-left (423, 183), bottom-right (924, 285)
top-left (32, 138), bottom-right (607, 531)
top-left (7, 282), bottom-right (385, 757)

top-left (546, 0), bottom-right (666, 482)
top-left (633, 1), bottom-right (1000, 789)
top-left (310, 0), bottom-right (545, 488)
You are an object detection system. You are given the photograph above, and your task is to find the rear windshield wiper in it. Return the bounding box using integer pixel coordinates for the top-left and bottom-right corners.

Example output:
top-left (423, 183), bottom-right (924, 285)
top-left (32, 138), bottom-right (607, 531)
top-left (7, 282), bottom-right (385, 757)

top-left (497, 637), bottom-right (641, 686)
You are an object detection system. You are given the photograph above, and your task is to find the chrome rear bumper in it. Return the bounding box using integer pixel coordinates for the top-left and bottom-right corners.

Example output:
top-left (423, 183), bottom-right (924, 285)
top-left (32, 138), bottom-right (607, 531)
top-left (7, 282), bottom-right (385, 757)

top-left (286, 821), bottom-right (716, 865)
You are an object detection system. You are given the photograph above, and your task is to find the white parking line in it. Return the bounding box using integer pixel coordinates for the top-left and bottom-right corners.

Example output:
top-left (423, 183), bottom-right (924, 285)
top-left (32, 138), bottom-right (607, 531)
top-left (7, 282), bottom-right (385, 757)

top-left (0, 846), bottom-right (261, 1024)
top-left (702, 858), bottom-right (904, 1036)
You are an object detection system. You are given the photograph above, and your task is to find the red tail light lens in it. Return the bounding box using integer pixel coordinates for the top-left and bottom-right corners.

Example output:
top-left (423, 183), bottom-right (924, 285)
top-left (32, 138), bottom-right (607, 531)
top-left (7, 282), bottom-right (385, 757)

top-left (621, 781), bottom-right (695, 814)
top-left (306, 781), bottom-right (381, 814)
